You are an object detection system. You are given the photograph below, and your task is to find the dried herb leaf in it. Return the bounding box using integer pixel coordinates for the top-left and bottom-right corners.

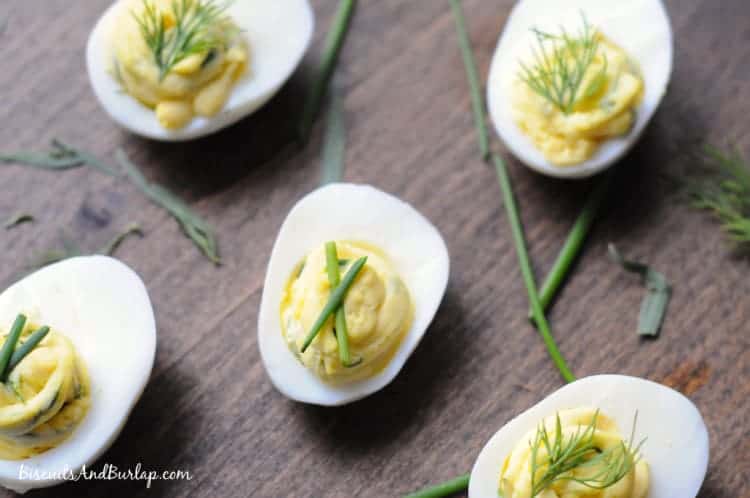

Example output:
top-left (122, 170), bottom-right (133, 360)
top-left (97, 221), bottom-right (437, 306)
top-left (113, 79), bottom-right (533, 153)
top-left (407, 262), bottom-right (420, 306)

top-left (319, 94), bottom-right (346, 186)
top-left (0, 139), bottom-right (118, 177)
top-left (99, 223), bottom-right (144, 255)
top-left (4, 213), bottom-right (34, 229)
top-left (608, 244), bottom-right (671, 337)
top-left (116, 149), bottom-right (220, 264)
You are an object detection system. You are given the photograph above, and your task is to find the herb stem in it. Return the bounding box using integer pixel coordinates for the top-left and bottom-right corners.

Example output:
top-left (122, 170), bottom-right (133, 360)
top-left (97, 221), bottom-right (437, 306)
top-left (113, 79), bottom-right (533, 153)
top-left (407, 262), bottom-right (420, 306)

top-left (319, 94), bottom-right (347, 186)
top-left (449, 0), bottom-right (489, 160)
top-left (0, 314), bottom-right (26, 382)
top-left (298, 0), bottom-right (357, 144)
top-left (8, 326), bottom-right (50, 373)
top-left (300, 256), bottom-right (366, 353)
top-left (404, 474), bottom-right (469, 498)
top-left (325, 242), bottom-right (352, 365)
top-left (493, 154), bottom-right (576, 383)
top-left (530, 172), bottom-right (613, 322)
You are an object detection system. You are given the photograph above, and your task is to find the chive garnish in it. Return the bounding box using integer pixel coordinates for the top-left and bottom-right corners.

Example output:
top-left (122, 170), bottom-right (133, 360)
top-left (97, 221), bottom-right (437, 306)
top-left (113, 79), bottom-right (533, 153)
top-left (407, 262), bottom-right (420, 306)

top-left (319, 93), bottom-right (347, 186)
top-left (325, 242), bottom-right (352, 366)
top-left (403, 474), bottom-right (470, 498)
top-left (100, 223), bottom-right (144, 256)
top-left (7, 326), bottom-right (50, 373)
top-left (300, 256), bottom-right (367, 353)
top-left (298, 0), bottom-right (357, 144)
top-left (449, 0), bottom-right (490, 160)
top-left (608, 244), bottom-right (671, 337)
top-left (450, 0), bottom-right (574, 383)
top-left (529, 171), bottom-right (613, 323)
top-left (4, 213), bottom-right (34, 230)
top-left (0, 314), bottom-right (27, 382)
top-left (494, 154), bottom-right (576, 382)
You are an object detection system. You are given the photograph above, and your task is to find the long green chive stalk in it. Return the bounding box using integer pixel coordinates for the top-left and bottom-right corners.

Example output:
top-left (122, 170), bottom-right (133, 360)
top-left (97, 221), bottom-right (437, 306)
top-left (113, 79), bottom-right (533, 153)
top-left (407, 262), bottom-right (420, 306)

top-left (300, 256), bottom-right (367, 353)
top-left (449, 0), bottom-right (574, 382)
top-left (319, 94), bottom-right (347, 186)
top-left (8, 326), bottom-right (50, 372)
top-left (403, 3), bottom-right (579, 497)
top-left (449, 0), bottom-right (489, 160)
top-left (529, 171), bottom-right (613, 322)
top-left (404, 474), bottom-right (470, 498)
top-left (298, 0), bottom-right (357, 144)
top-left (492, 153), bottom-right (576, 383)
top-left (325, 242), bottom-right (352, 365)
top-left (0, 314), bottom-right (26, 382)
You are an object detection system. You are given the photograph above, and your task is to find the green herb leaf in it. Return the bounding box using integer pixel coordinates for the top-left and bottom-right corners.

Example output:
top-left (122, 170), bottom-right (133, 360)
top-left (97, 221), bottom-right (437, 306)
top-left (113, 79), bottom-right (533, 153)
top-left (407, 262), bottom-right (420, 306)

top-left (519, 13), bottom-right (604, 114)
top-left (608, 244), bottom-right (671, 337)
top-left (530, 172), bottom-right (613, 322)
top-left (298, 0), bottom-right (357, 144)
top-left (7, 326), bottom-right (50, 373)
top-left (0, 139), bottom-right (118, 176)
top-left (319, 94), bottom-right (347, 186)
top-left (133, 0), bottom-right (236, 81)
top-left (403, 474), bottom-right (470, 498)
top-left (300, 256), bottom-right (367, 353)
top-left (687, 145), bottom-right (750, 248)
top-left (325, 242), bottom-right (357, 366)
top-left (100, 223), bottom-right (144, 256)
top-left (0, 314), bottom-right (26, 382)
top-left (4, 213), bottom-right (34, 230)
top-left (449, 0), bottom-right (490, 160)
top-left (528, 411), bottom-right (643, 496)
top-left (116, 149), bottom-right (220, 264)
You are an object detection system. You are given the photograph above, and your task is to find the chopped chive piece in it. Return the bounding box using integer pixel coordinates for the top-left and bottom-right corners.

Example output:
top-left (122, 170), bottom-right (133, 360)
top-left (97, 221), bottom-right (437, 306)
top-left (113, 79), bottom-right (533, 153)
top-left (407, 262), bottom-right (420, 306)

top-left (7, 326), bottom-right (50, 373)
top-left (404, 474), bottom-right (470, 498)
top-left (0, 314), bottom-right (27, 382)
top-left (4, 213), bottom-right (34, 229)
top-left (298, 0), bottom-right (357, 144)
top-left (530, 172), bottom-right (613, 322)
top-left (608, 244), bottom-right (671, 337)
top-left (338, 258), bottom-right (349, 266)
top-left (300, 256), bottom-right (367, 353)
top-left (326, 242), bottom-right (353, 365)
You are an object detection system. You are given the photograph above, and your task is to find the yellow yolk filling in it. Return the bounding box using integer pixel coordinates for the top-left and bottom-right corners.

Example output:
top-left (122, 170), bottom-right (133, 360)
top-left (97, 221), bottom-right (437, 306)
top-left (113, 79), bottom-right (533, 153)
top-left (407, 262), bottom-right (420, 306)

top-left (513, 34), bottom-right (644, 166)
top-left (280, 241), bottom-right (414, 384)
top-left (499, 407), bottom-right (649, 498)
top-left (111, 0), bottom-right (249, 129)
top-left (0, 325), bottom-right (90, 460)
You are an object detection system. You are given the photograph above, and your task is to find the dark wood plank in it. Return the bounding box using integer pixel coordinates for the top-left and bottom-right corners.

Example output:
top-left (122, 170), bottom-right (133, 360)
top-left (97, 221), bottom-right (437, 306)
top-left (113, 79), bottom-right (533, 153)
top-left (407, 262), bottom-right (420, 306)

top-left (0, 0), bottom-right (748, 497)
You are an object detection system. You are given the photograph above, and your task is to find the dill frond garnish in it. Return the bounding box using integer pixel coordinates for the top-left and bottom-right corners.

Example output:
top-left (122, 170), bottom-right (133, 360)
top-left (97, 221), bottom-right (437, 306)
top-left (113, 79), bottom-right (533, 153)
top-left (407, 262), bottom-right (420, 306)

top-left (132, 0), bottom-right (235, 81)
top-left (688, 145), bottom-right (750, 248)
top-left (529, 411), bottom-right (644, 497)
top-left (519, 14), bottom-right (607, 115)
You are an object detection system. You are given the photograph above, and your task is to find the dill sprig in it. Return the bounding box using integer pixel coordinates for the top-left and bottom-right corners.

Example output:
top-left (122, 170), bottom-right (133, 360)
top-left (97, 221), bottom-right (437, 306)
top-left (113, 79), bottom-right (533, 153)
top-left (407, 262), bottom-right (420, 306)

top-left (688, 145), bottom-right (750, 247)
top-left (519, 14), bottom-right (607, 115)
top-left (529, 411), bottom-right (644, 497)
top-left (133, 0), bottom-right (234, 81)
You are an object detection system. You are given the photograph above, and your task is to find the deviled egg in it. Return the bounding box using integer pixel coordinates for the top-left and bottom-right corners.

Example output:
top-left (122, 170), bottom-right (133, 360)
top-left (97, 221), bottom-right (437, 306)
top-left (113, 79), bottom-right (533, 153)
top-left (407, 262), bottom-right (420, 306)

top-left (258, 183), bottom-right (450, 406)
top-left (0, 256), bottom-right (156, 493)
top-left (487, 0), bottom-right (673, 178)
top-left (470, 375), bottom-right (709, 498)
top-left (87, 0), bottom-right (314, 140)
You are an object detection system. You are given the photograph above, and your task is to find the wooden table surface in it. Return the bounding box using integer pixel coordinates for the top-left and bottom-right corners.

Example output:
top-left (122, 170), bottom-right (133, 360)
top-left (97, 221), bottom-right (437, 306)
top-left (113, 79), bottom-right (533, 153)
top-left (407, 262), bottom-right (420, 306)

top-left (1, 0), bottom-right (748, 497)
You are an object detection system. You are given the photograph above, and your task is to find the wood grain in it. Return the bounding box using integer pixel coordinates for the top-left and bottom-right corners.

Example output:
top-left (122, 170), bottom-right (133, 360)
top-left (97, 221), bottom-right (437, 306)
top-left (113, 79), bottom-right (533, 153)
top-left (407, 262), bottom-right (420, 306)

top-left (0, 0), bottom-right (748, 497)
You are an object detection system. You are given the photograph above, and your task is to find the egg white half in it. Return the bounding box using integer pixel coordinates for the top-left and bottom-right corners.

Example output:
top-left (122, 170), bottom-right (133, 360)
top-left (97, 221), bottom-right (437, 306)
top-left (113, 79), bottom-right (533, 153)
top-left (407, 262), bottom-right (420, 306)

top-left (487, 0), bottom-right (673, 179)
top-left (258, 183), bottom-right (450, 406)
top-left (0, 256), bottom-right (156, 493)
top-left (86, 0), bottom-right (315, 141)
top-left (469, 375), bottom-right (709, 498)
